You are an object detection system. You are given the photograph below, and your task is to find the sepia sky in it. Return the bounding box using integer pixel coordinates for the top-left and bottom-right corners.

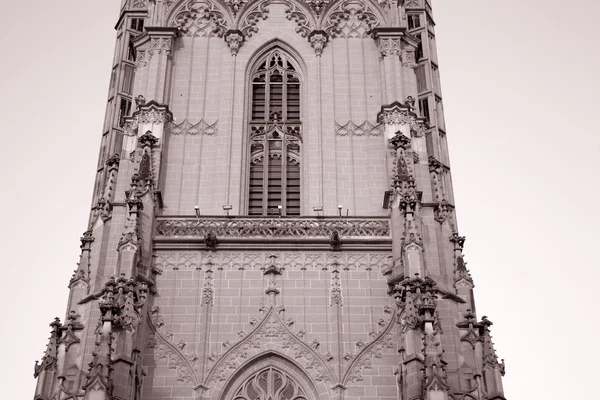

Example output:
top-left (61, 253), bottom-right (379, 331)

top-left (0, 0), bottom-right (598, 398)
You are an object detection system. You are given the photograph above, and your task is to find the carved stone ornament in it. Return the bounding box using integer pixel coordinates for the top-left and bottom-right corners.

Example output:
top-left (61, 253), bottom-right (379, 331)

top-left (405, 0), bottom-right (421, 9)
top-left (305, 0), bottom-right (330, 16)
top-left (343, 317), bottom-right (395, 384)
top-left (284, 0), bottom-right (312, 38)
top-left (240, 0), bottom-right (269, 38)
top-left (135, 50), bottom-right (148, 70)
top-left (389, 274), bottom-right (439, 332)
top-left (335, 120), bottom-right (383, 136)
top-left (169, 118), bottom-right (217, 135)
top-left (378, 101), bottom-right (426, 129)
top-left (34, 318), bottom-right (62, 378)
top-left (379, 37), bottom-right (401, 58)
top-left (125, 101), bottom-right (173, 128)
top-left (171, 0), bottom-right (228, 37)
top-left (148, 37), bottom-right (173, 55)
top-left (205, 307), bottom-right (336, 385)
top-left (82, 275), bottom-right (149, 333)
top-left (323, 0), bottom-right (382, 39)
top-left (138, 130), bottom-right (159, 148)
top-left (402, 49), bottom-right (417, 68)
top-left (225, 0), bottom-right (246, 16)
top-left (154, 251), bottom-right (393, 273)
top-left (377, 101), bottom-right (427, 142)
top-left (308, 30), bottom-right (328, 55)
top-left (156, 217), bottom-right (390, 238)
top-left (225, 29), bottom-right (244, 55)
top-left (139, 107), bottom-right (172, 124)
top-left (204, 231), bottom-right (218, 250)
top-left (329, 230), bottom-right (342, 251)
top-left (147, 307), bottom-right (199, 384)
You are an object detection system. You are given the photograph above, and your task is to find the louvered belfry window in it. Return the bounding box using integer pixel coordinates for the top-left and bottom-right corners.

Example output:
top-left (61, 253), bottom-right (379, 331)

top-left (249, 50), bottom-right (301, 216)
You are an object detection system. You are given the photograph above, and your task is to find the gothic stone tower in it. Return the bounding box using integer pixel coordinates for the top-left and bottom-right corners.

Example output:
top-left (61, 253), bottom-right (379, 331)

top-left (33, 1), bottom-right (507, 400)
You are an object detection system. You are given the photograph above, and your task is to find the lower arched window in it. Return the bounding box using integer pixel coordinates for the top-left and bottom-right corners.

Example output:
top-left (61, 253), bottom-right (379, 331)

top-left (232, 366), bottom-right (308, 400)
top-left (248, 49), bottom-right (301, 216)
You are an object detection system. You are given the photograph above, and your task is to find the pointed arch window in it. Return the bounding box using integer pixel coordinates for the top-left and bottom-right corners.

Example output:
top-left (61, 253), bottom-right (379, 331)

top-left (249, 50), bottom-right (301, 216)
top-left (232, 366), bottom-right (308, 400)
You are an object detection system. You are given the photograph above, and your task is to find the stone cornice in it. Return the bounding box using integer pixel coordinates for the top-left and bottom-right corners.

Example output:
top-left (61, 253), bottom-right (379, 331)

top-left (154, 216), bottom-right (392, 250)
top-left (155, 216), bottom-right (390, 238)
top-left (131, 26), bottom-right (179, 49)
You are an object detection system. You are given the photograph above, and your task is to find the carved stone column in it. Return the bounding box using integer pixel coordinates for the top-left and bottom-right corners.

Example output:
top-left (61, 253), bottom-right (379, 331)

top-left (374, 28), bottom-right (420, 104)
top-left (132, 27), bottom-right (178, 104)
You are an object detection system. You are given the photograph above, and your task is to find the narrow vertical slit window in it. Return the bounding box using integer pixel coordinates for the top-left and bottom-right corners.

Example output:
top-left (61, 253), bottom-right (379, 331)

top-left (118, 97), bottom-right (132, 127)
top-left (419, 97), bottom-right (430, 122)
top-left (248, 49), bottom-right (302, 216)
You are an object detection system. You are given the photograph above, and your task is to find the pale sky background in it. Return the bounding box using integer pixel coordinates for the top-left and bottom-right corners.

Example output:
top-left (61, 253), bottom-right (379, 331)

top-left (0, 0), bottom-right (598, 398)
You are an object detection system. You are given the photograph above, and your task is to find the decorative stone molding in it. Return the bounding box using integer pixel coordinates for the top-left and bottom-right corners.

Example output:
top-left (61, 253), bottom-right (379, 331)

top-left (132, 0), bottom-right (148, 8)
top-left (125, 101), bottom-right (173, 129)
top-left (335, 121), bottom-right (383, 136)
top-left (224, 29), bottom-right (244, 55)
top-left (428, 155), bottom-right (444, 172)
top-left (405, 0), bottom-right (422, 8)
top-left (330, 261), bottom-right (342, 304)
top-left (155, 217), bottom-right (390, 238)
top-left (308, 30), bottom-right (328, 56)
top-left (135, 50), bottom-right (149, 70)
top-left (148, 37), bottom-right (173, 55)
top-left (240, 0), bottom-right (269, 37)
top-left (153, 251), bottom-right (393, 273)
top-left (224, 0), bottom-right (246, 16)
top-left (377, 102), bottom-right (425, 128)
top-left (284, 0), bottom-right (313, 38)
top-left (305, 0), bottom-right (330, 16)
top-left (378, 37), bottom-right (401, 57)
top-left (206, 307), bottom-right (336, 385)
top-left (140, 107), bottom-right (172, 124)
top-left (171, 0), bottom-right (228, 37)
top-left (138, 130), bottom-right (159, 148)
top-left (323, 0), bottom-right (381, 39)
top-left (169, 118), bottom-right (218, 135)
top-left (148, 306), bottom-right (200, 384)
top-left (377, 100), bottom-right (427, 144)
top-left (402, 48), bottom-right (417, 68)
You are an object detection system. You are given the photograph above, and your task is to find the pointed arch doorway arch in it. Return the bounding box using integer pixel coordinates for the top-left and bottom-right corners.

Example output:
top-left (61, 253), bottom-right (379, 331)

top-left (219, 353), bottom-right (322, 400)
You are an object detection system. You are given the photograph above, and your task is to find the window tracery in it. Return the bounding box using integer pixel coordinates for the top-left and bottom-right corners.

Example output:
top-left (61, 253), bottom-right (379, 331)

top-left (231, 366), bottom-right (308, 400)
top-left (248, 50), bottom-right (302, 216)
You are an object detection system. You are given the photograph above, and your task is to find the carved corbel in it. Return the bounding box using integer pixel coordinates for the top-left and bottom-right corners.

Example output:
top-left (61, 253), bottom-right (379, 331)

top-left (204, 231), bottom-right (218, 251)
top-left (308, 30), bottom-right (328, 56)
top-left (225, 30), bottom-right (244, 56)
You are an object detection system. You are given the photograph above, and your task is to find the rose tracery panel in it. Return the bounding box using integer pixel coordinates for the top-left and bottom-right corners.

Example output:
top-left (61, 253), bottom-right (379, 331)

top-left (231, 366), bottom-right (308, 400)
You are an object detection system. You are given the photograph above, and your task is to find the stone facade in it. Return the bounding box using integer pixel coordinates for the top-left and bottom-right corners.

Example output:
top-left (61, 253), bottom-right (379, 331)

top-left (33, 1), bottom-right (507, 400)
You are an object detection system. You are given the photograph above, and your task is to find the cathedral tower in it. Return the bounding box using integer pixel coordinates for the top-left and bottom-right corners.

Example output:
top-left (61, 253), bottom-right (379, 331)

top-left (33, 1), bottom-right (507, 399)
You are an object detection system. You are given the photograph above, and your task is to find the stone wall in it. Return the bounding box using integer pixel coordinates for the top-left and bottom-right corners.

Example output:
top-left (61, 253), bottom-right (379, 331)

top-left (160, 4), bottom-right (389, 217)
top-left (143, 250), bottom-right (399, 399)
